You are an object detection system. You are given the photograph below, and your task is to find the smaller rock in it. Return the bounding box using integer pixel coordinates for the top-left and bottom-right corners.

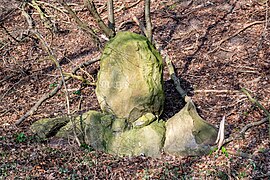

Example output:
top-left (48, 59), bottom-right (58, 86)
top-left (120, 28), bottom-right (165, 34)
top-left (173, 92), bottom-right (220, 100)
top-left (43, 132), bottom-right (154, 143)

top-left (132, 113), bottom-right (156, 129)
top-left (30, 116), bottom-right (70, 138)
top-left (111, 118), bottom-right (127, 133)
top-left (164, 99), bottom-right (217, 156)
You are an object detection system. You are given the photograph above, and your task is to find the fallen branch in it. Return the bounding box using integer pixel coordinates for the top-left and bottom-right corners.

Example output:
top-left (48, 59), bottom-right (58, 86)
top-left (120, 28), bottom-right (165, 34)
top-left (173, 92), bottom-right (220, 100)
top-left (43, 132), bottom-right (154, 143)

top-left (194, 89), bottom-right (240, 94)
top-left (209, 20), bottom-right (265, 53)
top-left (223, 117), bottom-right (268, 145)
top-left (63, 72), bottom-right (95, 86)
top-left (220, 89), bottom-right (270, 145)
top-left (15, 57), bottom-right (100, 125)
top-left (132, 15), bottom-right (147, 37)
top-left (15, 79), bottom-right (64, 125)
top-left (58, 0), bottom-right (100, 45)
top-left (29, 0), bottom-right (58, 32)
top-left (241, 88), bottom-right (270, 138)
top-left (241, 88), bottom-right (270, 117)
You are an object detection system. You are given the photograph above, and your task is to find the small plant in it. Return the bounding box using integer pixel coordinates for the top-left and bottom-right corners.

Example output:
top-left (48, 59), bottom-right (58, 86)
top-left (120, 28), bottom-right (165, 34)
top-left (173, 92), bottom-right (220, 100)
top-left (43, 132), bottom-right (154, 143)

top-left (209, 147), bottom-right (218, 155)
top-left (15, 132), bottom-right (27, 143)
top-left (49, 82), bottom-right (58, 89)
top-left (221, 147), bottom-right (229, 158)
top-left (0, 136), bottom-right (5, 141)
top-left (80, 143), bottom-right (94, 151)
top-left (73, 90), bottom-right (81, 95)
top-left (238, 171), bottom-right (247, 178)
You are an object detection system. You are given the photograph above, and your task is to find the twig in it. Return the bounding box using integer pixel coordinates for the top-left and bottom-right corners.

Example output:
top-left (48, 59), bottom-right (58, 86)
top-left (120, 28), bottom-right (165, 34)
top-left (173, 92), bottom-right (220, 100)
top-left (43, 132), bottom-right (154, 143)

top-left (241, 88), bottom-right (270, 117)
top-left (58, 0), bottom-right (100, 45)
top-left (132, 15), bottom-right (147, 36)
top-left (21, 2), bottom-right (70, 121)
top-left (63, 72), bottom-right (95, 86)
top-left (194, 89), bottom-right (240, 93)
top-left (221, 89), bottom-right (270, 144)
top-left (103, 0), bottom-right (142, 20)
top-left (226, 150), bottom-right (253, 159)
top-left (0, 24), bottom-right (22, 43)
top-left (15, 58), bottom-right (100, 125)
top-left (241, 88), bottom-right (270, 138)
top-left (32, 30), bottom-right (71, 114)
top-left (164, 55), bottom-right (187, 98)
top-left (83, 0), bottom-right (114, 38)
top-left (223, 117), bottom-right (268, 145)
top-left (29, 0), bottom-right (58, 32)
top-left (15, 79), bottom-right (64, 125)
top-left (239, 117), bottom-right (268, 136)
top-left (144, 0), bottom-right (152, 42)
top-left (0, 78), bottom-right (23, 102)
top-left (209, 21), bottom-right (265, 53)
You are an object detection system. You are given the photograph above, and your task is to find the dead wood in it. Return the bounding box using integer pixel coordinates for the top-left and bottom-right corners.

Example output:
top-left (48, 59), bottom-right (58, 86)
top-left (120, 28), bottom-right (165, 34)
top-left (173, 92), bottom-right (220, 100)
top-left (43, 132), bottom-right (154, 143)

top-left (16, 57), bottom-right (100, 126)
top-left (58, 0), bottom-right (100, 46)
top-left (209, 21), bottom-right (265, 53)
top-left (83, 0), bottom-right (114, 38)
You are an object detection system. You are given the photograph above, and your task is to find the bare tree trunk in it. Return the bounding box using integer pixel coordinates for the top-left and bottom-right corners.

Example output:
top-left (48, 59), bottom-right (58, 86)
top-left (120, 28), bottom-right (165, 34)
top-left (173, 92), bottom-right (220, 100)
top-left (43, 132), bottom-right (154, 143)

top-left (84, 0), bottom-right (114, 38)
top-left (107, 0), bottom-right (115, 34)
top-left (144, 0), bottom-right (152, 42)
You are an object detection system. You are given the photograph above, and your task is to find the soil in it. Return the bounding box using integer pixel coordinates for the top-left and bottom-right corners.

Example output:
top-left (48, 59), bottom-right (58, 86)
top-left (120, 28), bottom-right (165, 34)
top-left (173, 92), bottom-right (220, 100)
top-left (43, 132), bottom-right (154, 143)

top-left (0, 0), bottom-right (269, 179)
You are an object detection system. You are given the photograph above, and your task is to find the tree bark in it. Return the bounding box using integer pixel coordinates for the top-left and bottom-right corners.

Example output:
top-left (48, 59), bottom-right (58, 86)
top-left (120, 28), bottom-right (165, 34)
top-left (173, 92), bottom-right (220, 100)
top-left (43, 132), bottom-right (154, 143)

top-left (107, 0), bottom-right (115, 34)
top-left (144, 0), bottom-right (152, 42)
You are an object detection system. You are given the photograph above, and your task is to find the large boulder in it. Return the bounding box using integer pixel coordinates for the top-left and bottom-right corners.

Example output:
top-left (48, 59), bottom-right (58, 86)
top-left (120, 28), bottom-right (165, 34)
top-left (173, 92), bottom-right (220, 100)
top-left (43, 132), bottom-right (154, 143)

top-left (164, 98), bottom-right (218, 156)
top-left (52, 110), bottom-right (165, 157)
top-left (96, 31), bottom-right (164, 122)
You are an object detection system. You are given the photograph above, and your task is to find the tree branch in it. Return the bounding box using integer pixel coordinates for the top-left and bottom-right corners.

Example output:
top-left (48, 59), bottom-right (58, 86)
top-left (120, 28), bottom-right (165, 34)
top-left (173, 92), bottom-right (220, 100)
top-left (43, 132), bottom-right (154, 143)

top-left (132, 15), bottom-right (147, 37)
top-left (241, 88), bottom-right (270, 138)
top-left (58, 0), bottom-right (100, 45)
top-left (83, 0), bottom-right (114, 38)
top-left (164, 55), bottom-right (187, 98)
top-left (16, 57), bottom-right (100, 125)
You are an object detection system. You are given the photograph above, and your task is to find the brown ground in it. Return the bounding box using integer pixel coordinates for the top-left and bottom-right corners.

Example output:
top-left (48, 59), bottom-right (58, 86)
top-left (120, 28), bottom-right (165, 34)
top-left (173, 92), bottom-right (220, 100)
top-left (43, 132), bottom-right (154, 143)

top-left (0, 0), bottom-right (269, 179)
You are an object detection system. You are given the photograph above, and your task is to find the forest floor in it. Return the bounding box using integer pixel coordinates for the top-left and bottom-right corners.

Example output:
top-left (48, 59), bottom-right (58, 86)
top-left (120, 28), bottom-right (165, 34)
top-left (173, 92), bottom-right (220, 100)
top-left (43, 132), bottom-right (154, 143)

top-left (0, 0), bottom-right (269, 179)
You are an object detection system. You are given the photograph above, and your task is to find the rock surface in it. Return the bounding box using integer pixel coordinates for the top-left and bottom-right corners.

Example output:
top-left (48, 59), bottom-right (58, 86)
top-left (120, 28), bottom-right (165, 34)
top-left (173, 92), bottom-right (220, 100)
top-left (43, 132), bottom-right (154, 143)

top-left (30, 116), bottom-right (70, 138)
top-left (164, 99), bottom-right (218, 156)
top-left (108, 120), bottom-right (165, 157)
top-left (95, 31), bottom-right (164, 122)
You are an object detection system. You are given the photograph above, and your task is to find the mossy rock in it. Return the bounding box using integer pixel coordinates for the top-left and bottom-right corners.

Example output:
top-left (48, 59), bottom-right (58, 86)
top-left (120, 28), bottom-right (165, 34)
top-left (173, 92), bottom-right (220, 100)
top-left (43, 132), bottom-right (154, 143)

top-left (30, 116), bottom-right (70, 138)
top-left (108, 120), bottom-right (166, 157)
top-left (56, 110), bottom-right (114, 151)
top-left (96, 31), bottom-right (164, 122)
